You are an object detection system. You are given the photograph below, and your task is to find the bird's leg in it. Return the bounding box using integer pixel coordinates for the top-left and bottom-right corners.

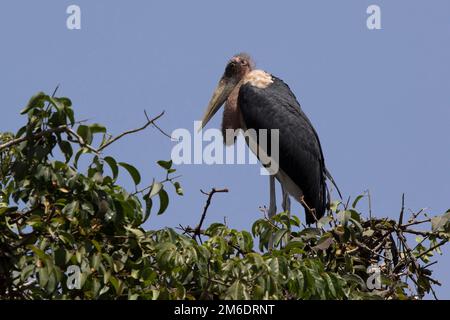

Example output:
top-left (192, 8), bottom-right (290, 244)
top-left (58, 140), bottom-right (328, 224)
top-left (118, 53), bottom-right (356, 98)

top-left (268, 175), bottom-right (277, 249)
top-left (281, 184), bottom-right (291, 246)
top-left (281, 185), bottom-right (291, 216)
top-left (268, 175), bottom-right (277, 219)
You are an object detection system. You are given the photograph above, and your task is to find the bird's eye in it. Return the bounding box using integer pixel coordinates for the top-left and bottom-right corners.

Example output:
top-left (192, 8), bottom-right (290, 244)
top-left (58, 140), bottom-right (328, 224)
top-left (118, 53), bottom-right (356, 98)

top-left (241, 60), bottom-right (247, 66)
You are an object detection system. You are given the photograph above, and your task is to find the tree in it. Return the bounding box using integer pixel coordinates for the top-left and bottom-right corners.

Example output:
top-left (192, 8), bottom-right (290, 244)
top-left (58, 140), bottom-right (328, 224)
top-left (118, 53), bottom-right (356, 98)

top-left (0, 92), bottom-right (449, 300)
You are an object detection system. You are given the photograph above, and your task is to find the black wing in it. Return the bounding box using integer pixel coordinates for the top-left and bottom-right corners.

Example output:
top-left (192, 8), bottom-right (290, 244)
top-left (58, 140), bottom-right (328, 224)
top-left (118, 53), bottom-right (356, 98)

top-left (238, 75), bottom-right (327, 223)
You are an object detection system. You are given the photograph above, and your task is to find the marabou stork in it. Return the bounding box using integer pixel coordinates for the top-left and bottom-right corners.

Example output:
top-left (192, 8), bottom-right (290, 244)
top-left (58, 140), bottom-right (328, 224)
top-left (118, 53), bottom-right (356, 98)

top-left (200, 53), bottom-right (341, 225)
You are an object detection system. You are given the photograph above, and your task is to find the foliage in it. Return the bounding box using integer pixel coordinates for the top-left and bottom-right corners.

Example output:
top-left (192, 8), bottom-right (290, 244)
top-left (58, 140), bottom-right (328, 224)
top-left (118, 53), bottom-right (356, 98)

top-left (0, 92), bottom-right (449, 300)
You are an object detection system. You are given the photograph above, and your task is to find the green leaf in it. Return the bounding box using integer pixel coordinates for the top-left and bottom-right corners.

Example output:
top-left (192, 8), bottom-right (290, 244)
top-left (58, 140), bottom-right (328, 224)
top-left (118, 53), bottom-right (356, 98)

top-left (58, 231), bottom-right (75, 245)
top-left (28, 245), bottom-right (48, 261)
top-left (173, 181), bottom-right (183, 195)
top-left (143, 196), bottom-right (152, 223)
top-left (337, 210), bottom-right (351, 226)
top-left (91, 253), bottom-right (101, 270)
top-left (352, 194), bottom-right (365, 208)
top-left (157, 189), bottom-right (169, 215)
top-left (149, 182), bottom-right (163, 198)
top-left (58, 140), bottom-right (73, 162)
top-left (118, 162), bottom-right (141, 185)
top-left (349, 217), bottom-right (363, 233)
top-left (103, 156), bottom-right (118, 180)
top-left (62, 201), bottom-right (79, 217)
top-left (329, 201), bottom-right (341, 213)
top-left (227, 280), bottom-right (243, 300)
top-left (49, 97), bottom-right (64, 111)
top-left (38, 266), bottom-right (49, 288)
top-left (92, 240), bottom-right (102, 253)
top-left (312, 235), bottom-right (334, 251)
top-left (318, 215), bottom-right (332, 228)
top-left (273, 229), bottom-right (288, 247)
top-left (74, 147), bottom-right (89, 168)
top-left (65, 107), bottom-right (75, 126)
top-left (58, 97), bottom-right (72, 107)
top-left (109, 276), bottom-right (123, 295)
top-left (0, 206), bottom-right (17, 216)
top-left (125, 225), bottom-right (145, 238)
top-left (20, 92), bottom-right (47, 114)
top-left (21, 265), bottom-right (35, 282)
top-left (77, 125), bottom-right (93, 145)
top-left (89, 123), bottom-right (107, 134)
top-left (157, 160), bottom-right (172, 170)
top-left (323, 273), bottom-right (336, 298)
top-left (46, 271), bottom-right (57, 294)
top-left (269, 257), bottom-right (280, 275)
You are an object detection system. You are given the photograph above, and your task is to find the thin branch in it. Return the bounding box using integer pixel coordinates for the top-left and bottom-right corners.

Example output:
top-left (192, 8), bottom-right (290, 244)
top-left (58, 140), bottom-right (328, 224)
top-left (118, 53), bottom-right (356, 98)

top-left (144, 110), bottom-right (173, 140)
top-left (366, 189), bottom-right (373, 220)
top-left (408, 208), bottom-right (427, 223)
top-left (195, 188), bottom-right (229, 239)
top-left (179, 224), bottom-right (252, 256)
top-left (355, 239), bottom-right (392, 262)
top-left (401, 219), bottom-right (431, 228)
top-left (402, 229), bottom-right (435, 237)
top-left (0, 117), bottom-right (101, 154)
top-left (300, 196), bottom-right (319, 224)
top-left (0, 126), bottom-right (67, 152)
top-left (399, 193), bottom-right (405, 226)
top-left (344, 196), bottom-right (351, 210)
top-left (423, 261), bottom-right (438, 269)
top-left (98, 111), bottom-right (165, 152)
top-left (50, 84), bottom-right (60, 98)
top-left (415, 239), bottom-right (448, 260)
top-left (132, 175), bottom-right (182, 196)
top-left (430, 285), bottom-right (439, 300)
top-left (66, 128), bottom-right (99, 154)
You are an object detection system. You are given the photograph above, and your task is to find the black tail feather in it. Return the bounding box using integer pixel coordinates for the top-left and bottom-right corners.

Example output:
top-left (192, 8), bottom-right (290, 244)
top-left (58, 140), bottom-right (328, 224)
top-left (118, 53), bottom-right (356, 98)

top-left (325, 168), bottom-right (342, 200)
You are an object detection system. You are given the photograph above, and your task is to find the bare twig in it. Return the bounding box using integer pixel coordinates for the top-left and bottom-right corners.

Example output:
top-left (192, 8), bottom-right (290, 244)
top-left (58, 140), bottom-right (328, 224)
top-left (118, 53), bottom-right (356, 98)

top-left (355, 239), bottom-right (392, 262)
top-left (98, 111), bottom-right (166, 152)
top-left (399, 193), bottom-right (405, 226)
top-left (194, 188), bottom-right (229, 239)
top-left (430, 285), bottom-right (439, 300)
top-left (401, 219), bottom-right (432, 228)
top-left (366, 189), bottom-right (372, 220)
top-left (408, 208), bottom-right (427, 223)
top-left (144, 110), bottom-right (173, 140)
top-left (51, 84), bottom-right (60, 98)
top-left (344, 196), bottom-right (351, 210)
top-left (300, 196), bottom-right (319, 224)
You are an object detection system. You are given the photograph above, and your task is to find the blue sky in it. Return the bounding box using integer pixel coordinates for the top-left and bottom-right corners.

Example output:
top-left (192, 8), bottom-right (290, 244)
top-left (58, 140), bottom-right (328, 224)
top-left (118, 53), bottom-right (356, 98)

top-left (1, 0), bottom-right (449, 298)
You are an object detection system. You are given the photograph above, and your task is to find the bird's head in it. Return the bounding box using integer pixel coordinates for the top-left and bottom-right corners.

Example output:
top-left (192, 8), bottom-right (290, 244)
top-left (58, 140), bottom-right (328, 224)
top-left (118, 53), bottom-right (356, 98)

top-left (200, 53), bottom-right (254, 130)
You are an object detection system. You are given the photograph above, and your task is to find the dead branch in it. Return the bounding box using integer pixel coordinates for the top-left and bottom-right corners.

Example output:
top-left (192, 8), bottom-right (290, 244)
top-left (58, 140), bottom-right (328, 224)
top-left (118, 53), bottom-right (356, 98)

top-left (98, 111), bottom-right (166, 152)
top-left (194, 188), bottom-right (229, 239)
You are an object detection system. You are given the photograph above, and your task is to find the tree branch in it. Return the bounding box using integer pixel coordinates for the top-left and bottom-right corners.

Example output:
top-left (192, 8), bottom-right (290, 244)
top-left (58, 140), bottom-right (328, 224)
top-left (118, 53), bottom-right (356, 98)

top-left (194, 188), bottom-right (228, 240)
top-left (0, 126), bottom-right (68, 152)
top-left (98, 111), bottom-right (166, 152)
top-left (66, 127), bottom-right (99, 154)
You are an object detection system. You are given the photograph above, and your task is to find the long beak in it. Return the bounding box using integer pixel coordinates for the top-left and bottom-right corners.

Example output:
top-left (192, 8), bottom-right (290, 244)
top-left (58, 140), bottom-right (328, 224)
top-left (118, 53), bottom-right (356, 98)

top-left (199, 78), bottom-right (236, 131)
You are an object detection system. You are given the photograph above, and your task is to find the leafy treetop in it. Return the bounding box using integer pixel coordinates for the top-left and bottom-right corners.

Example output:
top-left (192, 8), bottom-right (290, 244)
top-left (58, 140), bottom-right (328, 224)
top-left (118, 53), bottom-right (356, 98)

top-left (0, 92), bottom-right (448, 300)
